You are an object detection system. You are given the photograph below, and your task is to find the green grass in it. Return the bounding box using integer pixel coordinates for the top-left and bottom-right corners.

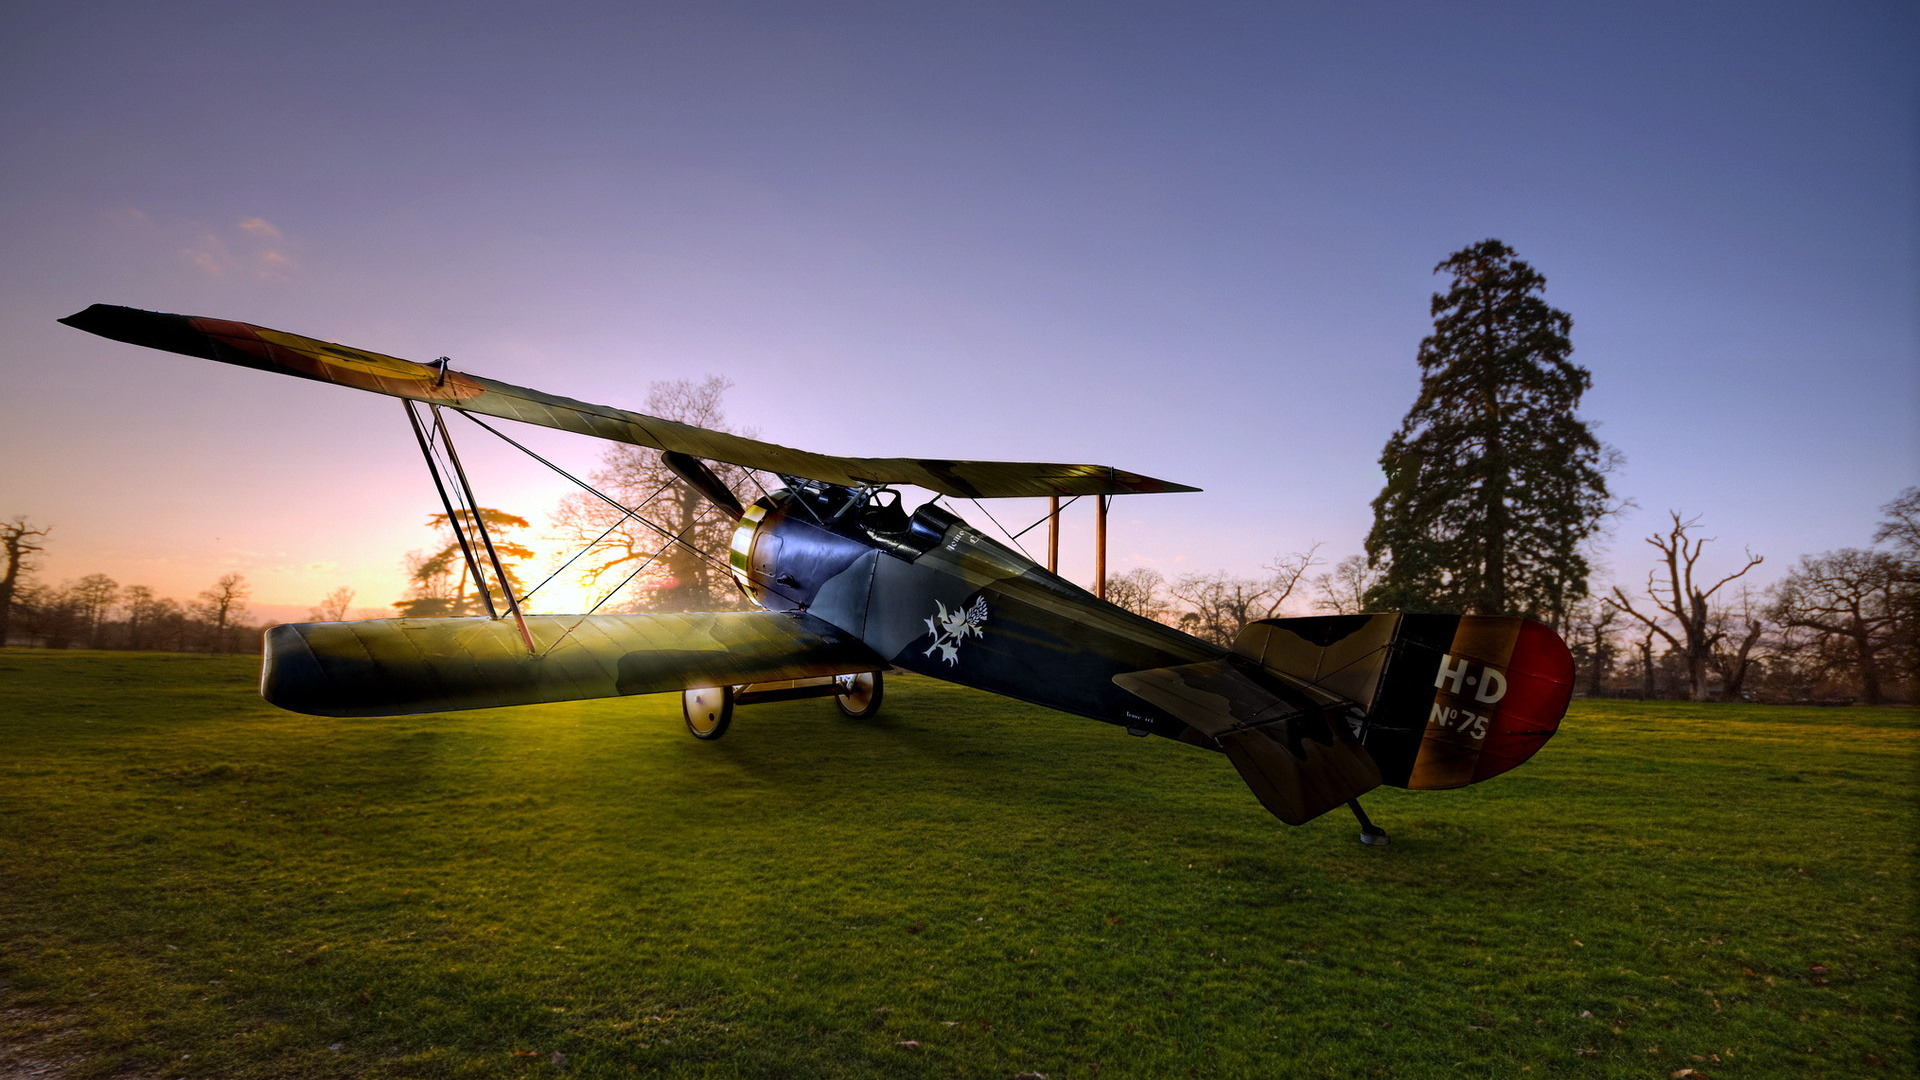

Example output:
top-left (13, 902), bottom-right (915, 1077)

top-left (0, 651), bottom-right (1913, 1079)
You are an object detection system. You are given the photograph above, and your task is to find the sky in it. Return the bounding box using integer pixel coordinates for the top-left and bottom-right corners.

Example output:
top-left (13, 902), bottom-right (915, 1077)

top-left (1, 0), bottom-right (1913, 623)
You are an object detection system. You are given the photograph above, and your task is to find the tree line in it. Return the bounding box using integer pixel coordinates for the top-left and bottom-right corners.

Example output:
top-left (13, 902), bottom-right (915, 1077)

top-left (1097, 491), bottom-right (1916, 705)
top-left (0, 521), bottom-right (262, 653)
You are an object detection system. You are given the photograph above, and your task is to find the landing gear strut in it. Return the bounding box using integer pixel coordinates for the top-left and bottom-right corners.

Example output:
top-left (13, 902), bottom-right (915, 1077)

top-left (1348, 799), bottom-right (1390, 846)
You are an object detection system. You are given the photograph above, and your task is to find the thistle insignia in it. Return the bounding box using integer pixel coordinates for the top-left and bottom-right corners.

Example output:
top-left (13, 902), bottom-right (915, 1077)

top-left (922, 596), bottom-right (989, 666)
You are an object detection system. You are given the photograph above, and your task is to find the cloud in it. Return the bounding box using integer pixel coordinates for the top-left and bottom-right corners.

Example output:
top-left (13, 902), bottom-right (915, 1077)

top-left (149, 213), bottom-right (300, 280)
top-left (181, 233), bottom-right (235, 278)
top-left (256, 248), bottom-right (298, 280)
top-left (111, 205), bottom-right (156, 232)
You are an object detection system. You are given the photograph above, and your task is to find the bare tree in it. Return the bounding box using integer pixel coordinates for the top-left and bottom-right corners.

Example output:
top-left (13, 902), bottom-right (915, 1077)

top-left (21, 583), bottom-right (81, 649)
top-left (1771, 548), bottom-right (1903, 705)
top-left (1164, 549), bottom-right (1322, 646)
top-left (551, 377), bottom-right (759, 613)
top-left (1873, 486), bottom-right (1919, 701)
top-left (1706, 585), bottom-right (1769, 701)
top-left (310, 586), bottom-right (356, 622)
top-left (1563, 597), bottom-right (1620, 697)
top-left (1874, 486), bottom-right (1920, 554)
top-left (1261, 544), bottom-right (1323, 617)
top-left (1168, 573), bottom-right (1273, 646)
top-left (1104, 567), bottom-right (1171, 623)
top-left (194, 573), bottom-right (251, 650)
top-left (0, 517), bottom-right (50, 647)
top-left (1607, 512), bottom-right (1763, 701)
top-left (1631, 624), bottom-right (1662, 699)
top-left (1313, 555), bottom-right (1382, 615)
top-left (68, 574), bottom-right (119, 649)
top-left (122, 585), bottom-right (171, 650)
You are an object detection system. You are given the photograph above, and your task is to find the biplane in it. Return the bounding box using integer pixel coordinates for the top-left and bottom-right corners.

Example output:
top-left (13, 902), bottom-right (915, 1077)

top-left (61, 304), bottom-right (1574, 841)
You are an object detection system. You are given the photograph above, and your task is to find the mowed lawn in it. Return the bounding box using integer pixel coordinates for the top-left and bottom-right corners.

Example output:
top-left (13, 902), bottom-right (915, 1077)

top-left (0, 652), bottom-right (1912, 1079)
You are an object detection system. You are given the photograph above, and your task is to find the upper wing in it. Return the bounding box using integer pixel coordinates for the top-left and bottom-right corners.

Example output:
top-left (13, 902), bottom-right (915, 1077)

top-left (264, 609), bottom-right (886, 717)
top-left (60, 304), bottom-right (1198, 499)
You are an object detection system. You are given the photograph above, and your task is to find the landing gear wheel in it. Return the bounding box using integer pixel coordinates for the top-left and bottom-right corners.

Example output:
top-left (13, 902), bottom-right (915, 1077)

top-left (834, 670), bottom-right (885, 719)
top-left (683, 686), bottom-right (734, 740)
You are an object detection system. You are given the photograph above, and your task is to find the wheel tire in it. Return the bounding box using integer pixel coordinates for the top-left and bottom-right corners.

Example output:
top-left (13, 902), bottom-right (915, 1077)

top-left (683, 685), bottom-right (734, 740)
top-left (833, 670), bottom-right (884, 719)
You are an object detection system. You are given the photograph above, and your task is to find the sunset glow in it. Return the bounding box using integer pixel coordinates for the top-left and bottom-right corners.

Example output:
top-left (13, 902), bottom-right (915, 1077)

top-left (1, 2), bottom-right (1911, 624)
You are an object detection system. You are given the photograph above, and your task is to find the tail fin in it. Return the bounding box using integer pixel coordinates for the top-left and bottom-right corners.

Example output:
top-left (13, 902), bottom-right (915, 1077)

top-left (1233, 614), bottom-right (1573, 790)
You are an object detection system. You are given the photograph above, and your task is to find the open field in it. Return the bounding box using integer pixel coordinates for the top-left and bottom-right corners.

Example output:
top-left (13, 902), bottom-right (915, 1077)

top-left (0, 651), bottom-right (1913, 1079)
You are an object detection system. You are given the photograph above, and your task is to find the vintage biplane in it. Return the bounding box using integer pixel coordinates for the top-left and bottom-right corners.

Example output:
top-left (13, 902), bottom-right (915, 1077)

top-left (62, 304), bottom-right (1574, 841)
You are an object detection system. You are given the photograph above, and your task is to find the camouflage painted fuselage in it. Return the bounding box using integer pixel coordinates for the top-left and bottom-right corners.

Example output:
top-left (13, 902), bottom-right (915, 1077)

top-left (730, 488), bottom-right (1573, 813)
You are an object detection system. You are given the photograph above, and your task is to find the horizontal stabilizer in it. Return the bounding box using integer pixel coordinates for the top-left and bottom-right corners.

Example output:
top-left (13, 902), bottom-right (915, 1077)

top-left (1112, 660), bottom-right (1381, 825)
top-left (60, 304), bottom-right (1196, 499)
top-left (263, 610), bottom-right (883, 717)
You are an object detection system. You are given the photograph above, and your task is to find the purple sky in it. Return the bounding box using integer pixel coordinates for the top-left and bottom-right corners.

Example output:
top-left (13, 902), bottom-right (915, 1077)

top-left (2, 1), bottom-right (1913, 622)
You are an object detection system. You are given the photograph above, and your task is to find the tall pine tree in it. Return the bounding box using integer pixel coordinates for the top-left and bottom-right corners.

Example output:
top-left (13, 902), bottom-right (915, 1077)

top-left (1364, 239), bottom-right (1610, 620)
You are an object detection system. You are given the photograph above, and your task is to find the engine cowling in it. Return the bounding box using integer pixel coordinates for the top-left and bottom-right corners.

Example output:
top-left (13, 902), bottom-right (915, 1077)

top-left (727, 488), bottom-right (873, 612)
top-left (728, 485), bottom-right (960, 613)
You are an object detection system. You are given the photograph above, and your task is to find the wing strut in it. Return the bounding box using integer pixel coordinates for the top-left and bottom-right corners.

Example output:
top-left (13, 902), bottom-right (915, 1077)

top-left (1096, 492), bottom-right (1109, 600)
top-left (402, 399), bottom-right (538, 656)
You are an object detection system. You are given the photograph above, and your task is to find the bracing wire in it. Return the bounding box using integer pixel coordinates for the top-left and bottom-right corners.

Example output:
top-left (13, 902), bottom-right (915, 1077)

top-left (741, 465), bottom-right (774, 501)
top-left (964, 494), bottom-right (1092, 564)
top-left (537, 520), bottom-right (695, 658)
top-left (578, 526), bottom-right (685, 619)
top-left (429, 404), bottom-right (525, 622)
top-left (445, 409), bottom-right (808, 618)
top-left (518, 512), bottom-right (638, 604)
top-left (1010, 494), bottom-right (1081, 541)
top-left (966, 498), bottom-right (1034, 562)
top-left (451, 411), bottom-right (742, 585)
top-left (426, 432), bottom-right (489, 601)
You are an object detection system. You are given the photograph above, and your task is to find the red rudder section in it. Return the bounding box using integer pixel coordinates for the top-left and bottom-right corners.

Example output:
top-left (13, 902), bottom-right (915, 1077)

top-left (1473, 618), bottom-right (1574, 783)
top-left (1406, 616), bottom-right (1574, 790)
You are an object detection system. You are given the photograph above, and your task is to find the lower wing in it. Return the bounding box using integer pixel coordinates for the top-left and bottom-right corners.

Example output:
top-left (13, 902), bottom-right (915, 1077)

top-left (263, 610), bottom-right (884, 717)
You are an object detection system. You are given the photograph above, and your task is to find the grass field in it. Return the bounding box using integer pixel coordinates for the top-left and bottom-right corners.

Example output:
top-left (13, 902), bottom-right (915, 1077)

top-left (0, 651), bottom-right (1913, 1079)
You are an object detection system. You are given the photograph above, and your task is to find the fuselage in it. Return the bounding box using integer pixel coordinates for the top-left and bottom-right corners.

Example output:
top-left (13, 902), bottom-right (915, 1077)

top-left (730, 484), bottom-right (1224, 741)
